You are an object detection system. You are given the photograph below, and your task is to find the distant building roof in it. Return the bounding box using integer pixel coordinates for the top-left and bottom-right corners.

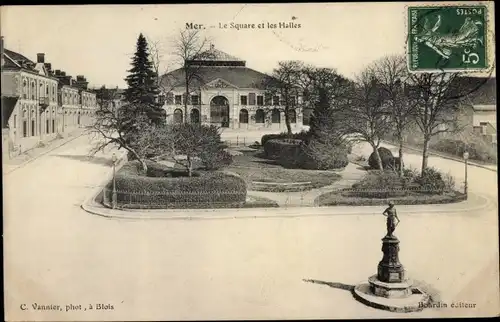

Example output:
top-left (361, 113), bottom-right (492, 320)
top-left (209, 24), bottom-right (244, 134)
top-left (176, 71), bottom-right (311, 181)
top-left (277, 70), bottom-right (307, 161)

top-left (187, 44), bottom-right (246, 67)
top-left (161, 66), bottom-right (272, 89)
top-left (3, 48), bottom-right (34, 65)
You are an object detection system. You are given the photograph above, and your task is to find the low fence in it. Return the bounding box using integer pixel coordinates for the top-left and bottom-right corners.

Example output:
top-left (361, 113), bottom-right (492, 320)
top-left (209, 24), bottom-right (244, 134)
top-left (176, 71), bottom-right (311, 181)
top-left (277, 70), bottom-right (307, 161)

top-left (102, 188), bottom-right (246, 209)
top-left (101, 185), bottom-right (466, 209)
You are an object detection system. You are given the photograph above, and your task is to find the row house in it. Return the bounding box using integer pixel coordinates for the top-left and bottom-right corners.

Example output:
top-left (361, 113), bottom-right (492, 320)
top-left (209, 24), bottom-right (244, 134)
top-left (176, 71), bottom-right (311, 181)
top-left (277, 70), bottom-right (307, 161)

top-left (160, 45), bottom-right (305, 130)
top-left (1, 37), bottom-right (98, 157)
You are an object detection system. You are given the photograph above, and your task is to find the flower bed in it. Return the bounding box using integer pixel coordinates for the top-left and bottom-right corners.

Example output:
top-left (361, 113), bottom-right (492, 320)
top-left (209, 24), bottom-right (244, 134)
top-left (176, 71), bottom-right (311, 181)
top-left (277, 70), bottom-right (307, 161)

top-left (103, 160), bottom-right (247, 209)
top-left (315, 189), bottom-right (466, 206)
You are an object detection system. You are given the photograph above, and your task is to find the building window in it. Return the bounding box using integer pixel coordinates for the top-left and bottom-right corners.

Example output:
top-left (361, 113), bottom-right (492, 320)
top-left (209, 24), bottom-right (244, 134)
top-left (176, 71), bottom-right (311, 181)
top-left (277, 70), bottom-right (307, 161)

top-left (273, 95), bottom-right (280, 106)
top-left (240, 95), bottom-right (247, 105)
top-left (480, 122), bottom-right (488, 126)
top-left (23, 79), bottom-right (28, 99)
top-left (257, 95), bottom-right (264, 106)
top-left (248, 93), bottom-right (256, 105)
top-left (255, 109), bottom-right (265, 123)
top-left (31, 120), bottom-right (35, 136)
top-left (290, 95), bottom-right (297, 106)
top-left (46, 85), bottom-right (49, 95)
top-left (175, 95), bottom-right (182, 105)
top-left (272, 108), bottom-right (281, 123)
top-left (288, 109), bottom-right (297, 123)
top-left (190, 108), bottom-right (200, 123)
top-left (52, 119), bottom-right (55, 133)
top-left (166, 93), bottom-right (174, 104)
top-left (158, 95), bottom-right (165, 105)
top-left (191, 95), bottom-right (199, 105)
top-left (31, 82), bottom-right (35, 100)
top-left (173, 109), bottom-right (183, 124)
top-left (23, 121), bottom-right (27, 137)
top-left (46, 120), bottom-right (49, 133)
top-left (239, 109), bottom-right (249, 124)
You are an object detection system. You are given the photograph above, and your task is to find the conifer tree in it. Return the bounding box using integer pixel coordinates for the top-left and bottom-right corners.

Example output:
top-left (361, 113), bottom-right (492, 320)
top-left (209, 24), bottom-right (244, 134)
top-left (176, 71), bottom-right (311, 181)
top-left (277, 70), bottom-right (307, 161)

top-left (124, 33), bottom-right (166, 125)
top-left (309, 87), bottom-right (332, 143)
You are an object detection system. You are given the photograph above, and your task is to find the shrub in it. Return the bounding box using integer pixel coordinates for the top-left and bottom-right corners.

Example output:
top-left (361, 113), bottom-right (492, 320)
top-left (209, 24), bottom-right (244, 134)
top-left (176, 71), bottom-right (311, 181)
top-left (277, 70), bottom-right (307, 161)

top-left (264, 138), bottom-right (348, 170)
top-left (300, 140), bottom-right (349, 170)
top-left (430, 138), bottom-right (497, 163)
top-left (106, 160), bottom-right (247, 209)
top-left (368, 147), bottom-right (394, 169)
top-left (414, 167), bottom-right (446, 194)
top-left (260, 130), bottom-right (309, 146)
top-left (350, 171), bottom-right (408, 198)
top-left (200, 149), bottom-right (233, 170)
top-left (264, 138), bottom-right (303, 159)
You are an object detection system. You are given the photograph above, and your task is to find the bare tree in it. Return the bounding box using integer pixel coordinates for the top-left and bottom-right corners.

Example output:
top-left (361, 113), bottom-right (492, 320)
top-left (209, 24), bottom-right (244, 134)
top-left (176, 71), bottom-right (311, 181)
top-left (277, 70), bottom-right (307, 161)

top-left (406, 72), bottom-right (473, 173)
top-left (89, 89), bottom-right (173, 173)
top-left (340, 68), bottom-right (392, 170)
top-left (371, 55), bottom-right (415, 176)
top-left (169, 29), bottom-right (215, 123)
top-left (263, 61), bottom-right (305, 135)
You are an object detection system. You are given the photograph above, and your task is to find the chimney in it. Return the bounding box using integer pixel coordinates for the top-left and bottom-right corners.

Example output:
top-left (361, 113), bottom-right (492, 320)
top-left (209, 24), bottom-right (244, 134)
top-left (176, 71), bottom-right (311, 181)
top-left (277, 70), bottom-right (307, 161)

top-left (37, 53), bottom-right (45, 63)
top-left (55, 69), bottom-right (61, 75)
top-left (61, 71), bottom-right (66, 76)
top-left (44, 63), bottom-right (52, 74)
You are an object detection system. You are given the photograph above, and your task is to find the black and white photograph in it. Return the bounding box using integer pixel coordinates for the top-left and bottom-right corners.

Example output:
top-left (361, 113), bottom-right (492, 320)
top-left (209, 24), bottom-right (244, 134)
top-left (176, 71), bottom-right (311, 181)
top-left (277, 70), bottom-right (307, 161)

top-left (2, 2), bottom-right (498, 320)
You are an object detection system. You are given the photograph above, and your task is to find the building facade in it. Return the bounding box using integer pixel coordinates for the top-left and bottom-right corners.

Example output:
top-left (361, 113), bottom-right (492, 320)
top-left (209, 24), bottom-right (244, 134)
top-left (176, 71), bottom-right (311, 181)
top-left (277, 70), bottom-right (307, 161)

top-left (1, 37), bottom-right (98, 157)
top-left (160, 45), bottom-right (305, 131)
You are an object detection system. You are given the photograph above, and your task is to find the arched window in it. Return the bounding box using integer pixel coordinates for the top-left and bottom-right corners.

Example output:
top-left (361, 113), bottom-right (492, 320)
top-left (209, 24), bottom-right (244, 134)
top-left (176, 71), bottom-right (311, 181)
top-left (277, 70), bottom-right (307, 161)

top-left (288, 109), bottom-right (297, 123)
top-left (255, 109), bottom-right (265, 123)
top-left (272, 108), bottom-right (281, 123)
top-left (239, 109), bottom-right (249, 124)
top-left (173, 108), bottom-right (183, 124)
top-left (190, 108), bottom-right (200, 123)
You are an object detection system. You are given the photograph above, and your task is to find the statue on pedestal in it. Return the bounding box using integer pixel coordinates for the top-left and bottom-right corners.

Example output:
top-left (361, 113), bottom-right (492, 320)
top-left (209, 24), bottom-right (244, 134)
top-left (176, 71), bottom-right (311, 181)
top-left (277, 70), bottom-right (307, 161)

top-left (382, 201), bottom-right (400, 237)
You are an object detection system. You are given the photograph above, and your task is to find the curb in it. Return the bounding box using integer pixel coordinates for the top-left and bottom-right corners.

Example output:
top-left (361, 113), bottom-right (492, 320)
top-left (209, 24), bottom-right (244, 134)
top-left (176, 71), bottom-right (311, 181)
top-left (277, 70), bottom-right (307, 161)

top-left (381, 140), bottom-right (497, 172)
top-left (81, 187), bottom-right (494, 221)
top-left (4, 130), bottom-right (86, 175)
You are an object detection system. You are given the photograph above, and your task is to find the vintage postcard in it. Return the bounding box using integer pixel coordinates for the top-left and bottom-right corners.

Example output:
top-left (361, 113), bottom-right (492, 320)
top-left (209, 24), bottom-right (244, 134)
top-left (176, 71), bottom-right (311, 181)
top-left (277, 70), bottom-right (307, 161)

top-left (2, 2), bottom-right (498, 321)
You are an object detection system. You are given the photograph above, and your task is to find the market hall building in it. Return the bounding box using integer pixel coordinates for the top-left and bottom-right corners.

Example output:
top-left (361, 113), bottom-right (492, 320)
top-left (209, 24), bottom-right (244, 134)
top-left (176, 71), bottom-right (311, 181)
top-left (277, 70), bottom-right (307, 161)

top-left (160, 45), bottom-right (308, 130)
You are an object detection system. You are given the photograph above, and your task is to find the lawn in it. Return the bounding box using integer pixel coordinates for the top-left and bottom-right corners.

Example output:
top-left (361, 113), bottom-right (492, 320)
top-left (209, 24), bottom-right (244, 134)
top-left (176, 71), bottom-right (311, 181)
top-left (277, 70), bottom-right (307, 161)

top-left (226, 148), bottom-right (342, 191)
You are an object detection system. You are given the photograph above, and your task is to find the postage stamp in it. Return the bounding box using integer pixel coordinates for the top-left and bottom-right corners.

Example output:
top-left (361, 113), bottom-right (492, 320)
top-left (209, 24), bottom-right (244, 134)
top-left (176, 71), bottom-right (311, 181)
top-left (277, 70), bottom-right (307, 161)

top-left (407, 5), bottom-right (489, 72)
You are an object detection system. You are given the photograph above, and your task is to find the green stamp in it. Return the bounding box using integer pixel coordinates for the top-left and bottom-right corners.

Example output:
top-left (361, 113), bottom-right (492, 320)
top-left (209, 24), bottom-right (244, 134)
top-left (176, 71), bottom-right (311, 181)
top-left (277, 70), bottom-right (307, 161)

top-left (407, 5), bottom-right (488, 72)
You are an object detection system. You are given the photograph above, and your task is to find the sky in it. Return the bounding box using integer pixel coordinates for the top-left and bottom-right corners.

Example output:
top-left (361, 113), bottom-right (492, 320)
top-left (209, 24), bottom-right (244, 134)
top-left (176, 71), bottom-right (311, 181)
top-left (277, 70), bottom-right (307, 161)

top-left (1, 3), bottom-right (494, 88)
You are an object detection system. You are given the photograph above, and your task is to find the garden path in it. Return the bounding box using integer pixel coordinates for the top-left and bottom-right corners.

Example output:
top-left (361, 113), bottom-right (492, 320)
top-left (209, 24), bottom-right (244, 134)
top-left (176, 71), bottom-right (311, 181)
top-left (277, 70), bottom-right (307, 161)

top-left (248, 162), bottom-right (367, 207)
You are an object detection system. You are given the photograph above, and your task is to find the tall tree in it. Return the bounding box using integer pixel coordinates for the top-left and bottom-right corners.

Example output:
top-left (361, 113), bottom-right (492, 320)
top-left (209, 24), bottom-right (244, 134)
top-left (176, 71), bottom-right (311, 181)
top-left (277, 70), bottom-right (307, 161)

top-left (406, 72), bottom-right (474, 173)
top-left (340, 68), bottom-right (391, 170)
top-left (124, 33), bottom-right (166, 125)
top-left (170, 30), bottom-right (214, 123)
top-left (302, 66), bottom-right (352, 144)
top-left (263, 61), bottom-right (305, 135)
top-left (371, 55), bottom-right (414, 176)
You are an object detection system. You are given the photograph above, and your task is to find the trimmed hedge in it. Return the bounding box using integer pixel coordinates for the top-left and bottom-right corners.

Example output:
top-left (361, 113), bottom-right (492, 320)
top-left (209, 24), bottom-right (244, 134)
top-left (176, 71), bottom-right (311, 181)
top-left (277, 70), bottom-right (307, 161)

top-left (105, 160), bottom-right (247, 209)
top-left (261, 130), bottom-right (310, 146)
top-left (263, 138), bottom-right (348, 170)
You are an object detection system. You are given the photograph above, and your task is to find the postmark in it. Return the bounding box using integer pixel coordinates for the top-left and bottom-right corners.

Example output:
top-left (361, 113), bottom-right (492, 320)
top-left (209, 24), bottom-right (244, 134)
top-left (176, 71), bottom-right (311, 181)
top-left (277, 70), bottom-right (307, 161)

top-left (407, 4), bottom-right (489, 72)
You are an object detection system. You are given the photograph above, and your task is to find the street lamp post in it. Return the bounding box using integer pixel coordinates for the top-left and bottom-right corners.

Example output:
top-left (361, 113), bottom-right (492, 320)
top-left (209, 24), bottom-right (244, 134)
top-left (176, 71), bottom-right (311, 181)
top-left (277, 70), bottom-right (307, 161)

top-left (112, 153), bottom-right (117, 209)
top-left (463, 151), bottom-right (469, 197)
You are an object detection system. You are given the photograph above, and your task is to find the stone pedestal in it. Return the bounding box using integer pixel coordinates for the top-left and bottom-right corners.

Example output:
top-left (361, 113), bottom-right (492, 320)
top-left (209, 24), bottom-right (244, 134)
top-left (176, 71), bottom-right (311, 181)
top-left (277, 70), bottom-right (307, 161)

top-left (377, 235), bottom-right (405, 283)
top-left (353, 234), bottom-right (430, 312)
